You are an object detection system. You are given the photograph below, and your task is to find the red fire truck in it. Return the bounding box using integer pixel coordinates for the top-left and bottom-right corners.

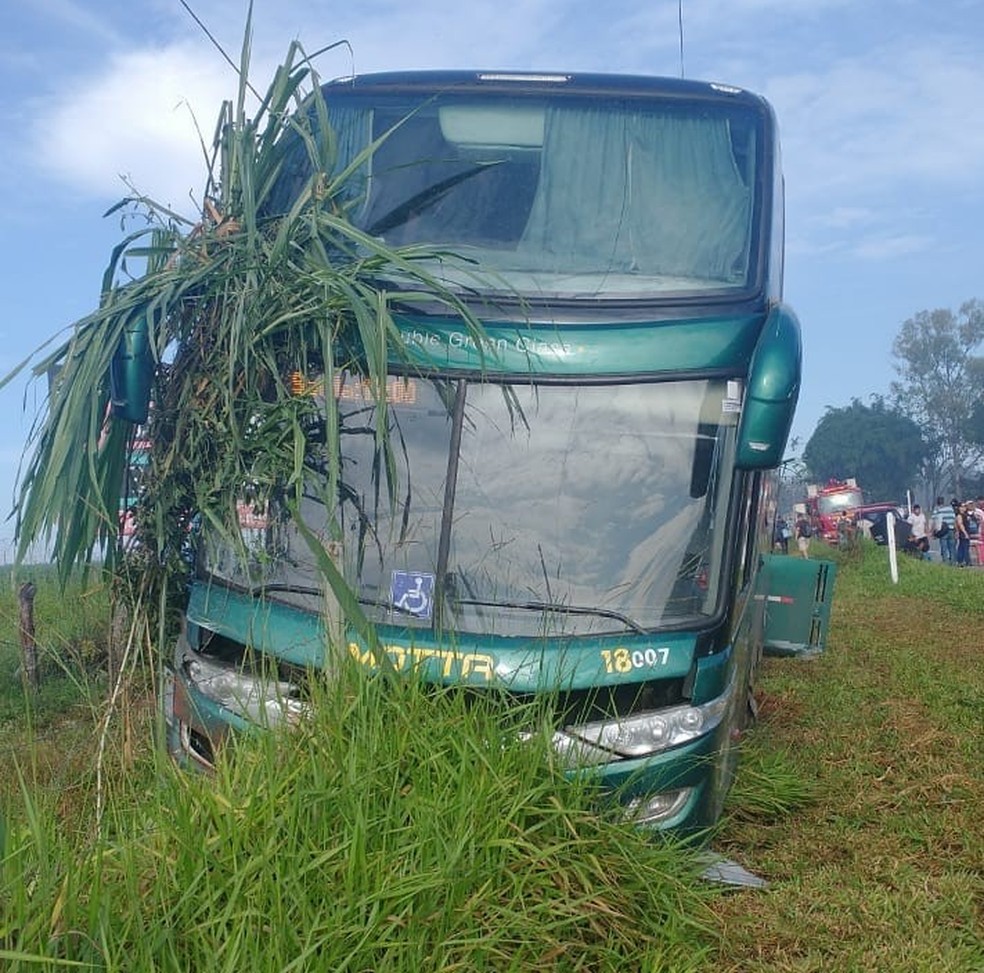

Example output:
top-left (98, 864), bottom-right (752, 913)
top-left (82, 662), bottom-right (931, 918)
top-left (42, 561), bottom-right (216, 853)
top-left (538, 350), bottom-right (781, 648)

top-left (805, 478), bottom-right (864, 543)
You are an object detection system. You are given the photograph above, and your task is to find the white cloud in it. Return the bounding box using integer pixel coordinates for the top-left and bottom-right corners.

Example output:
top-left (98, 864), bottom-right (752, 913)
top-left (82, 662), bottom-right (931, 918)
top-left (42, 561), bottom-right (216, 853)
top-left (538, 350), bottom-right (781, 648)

top-left (769, 44), bottom-right (984, 198)
top-left (302, 0), bottom-right (571, 74)
top-left (33, 43), bottom-right (247, 210)
top-left (810, 207), bottom-right (878, 230)
top-left (760, 34), bottom-right (984, 261)
top-left (794, 204), bottom-right (938, 260)
top-left (852, 233), bottom-right (934, 260)
top-left (784, 235), bottom-right (845, 259)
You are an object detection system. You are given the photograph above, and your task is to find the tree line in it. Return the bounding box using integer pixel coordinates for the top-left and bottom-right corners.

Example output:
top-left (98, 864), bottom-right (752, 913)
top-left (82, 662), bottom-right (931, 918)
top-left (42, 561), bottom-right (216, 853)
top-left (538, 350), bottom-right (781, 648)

top-left (801, 299), bottom-right (984, 503)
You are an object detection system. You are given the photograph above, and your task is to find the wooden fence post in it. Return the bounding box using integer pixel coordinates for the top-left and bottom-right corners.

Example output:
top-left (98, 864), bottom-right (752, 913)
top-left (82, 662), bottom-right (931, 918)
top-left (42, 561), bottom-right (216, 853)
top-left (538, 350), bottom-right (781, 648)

top-left (19, 581), bottom-right (39, 692)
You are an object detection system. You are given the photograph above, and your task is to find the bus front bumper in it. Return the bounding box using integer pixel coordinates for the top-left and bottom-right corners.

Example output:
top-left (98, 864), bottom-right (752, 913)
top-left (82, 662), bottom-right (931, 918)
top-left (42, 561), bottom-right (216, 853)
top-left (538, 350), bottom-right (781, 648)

top-left (163, 639), bottom-right (739, 833)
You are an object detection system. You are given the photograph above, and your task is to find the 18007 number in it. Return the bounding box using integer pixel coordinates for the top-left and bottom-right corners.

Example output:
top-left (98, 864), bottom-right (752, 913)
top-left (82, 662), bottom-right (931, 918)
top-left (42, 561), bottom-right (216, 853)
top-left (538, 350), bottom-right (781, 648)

top-left (599, 647), bottom-right (670, 674)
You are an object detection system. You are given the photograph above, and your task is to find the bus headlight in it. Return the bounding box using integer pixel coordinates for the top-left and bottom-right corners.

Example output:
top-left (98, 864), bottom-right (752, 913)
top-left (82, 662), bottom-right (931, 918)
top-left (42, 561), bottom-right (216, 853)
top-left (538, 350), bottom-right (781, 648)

top-left (553, 678), bottom-right (734, 764)
top-left (183, 652), bottom-right (307, 728)
top-left (623, 788), bottom-right (692, 825)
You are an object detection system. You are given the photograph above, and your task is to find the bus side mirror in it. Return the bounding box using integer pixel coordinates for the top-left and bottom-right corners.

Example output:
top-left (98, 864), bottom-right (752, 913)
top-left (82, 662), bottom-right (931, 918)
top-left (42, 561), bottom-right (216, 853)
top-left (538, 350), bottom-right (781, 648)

top-left (110, 312), bottom-right (154, 424)
top-left (736, 304), bottom-right (801, 469)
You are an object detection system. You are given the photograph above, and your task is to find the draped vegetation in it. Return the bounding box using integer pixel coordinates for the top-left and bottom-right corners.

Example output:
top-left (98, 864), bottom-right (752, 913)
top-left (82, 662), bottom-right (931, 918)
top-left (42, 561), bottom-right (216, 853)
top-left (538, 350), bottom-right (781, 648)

top-left (4, 26), bottom-right (484, 601)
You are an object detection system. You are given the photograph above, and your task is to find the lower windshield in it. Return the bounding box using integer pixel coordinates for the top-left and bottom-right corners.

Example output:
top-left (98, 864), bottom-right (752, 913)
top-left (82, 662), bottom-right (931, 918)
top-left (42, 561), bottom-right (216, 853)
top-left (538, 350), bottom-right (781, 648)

top-left (204, 374), bottom-right (740, 637)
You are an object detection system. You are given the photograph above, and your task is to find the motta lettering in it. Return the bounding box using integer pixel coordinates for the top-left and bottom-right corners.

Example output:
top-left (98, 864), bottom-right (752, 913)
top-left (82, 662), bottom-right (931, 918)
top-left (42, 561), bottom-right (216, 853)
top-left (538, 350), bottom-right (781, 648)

top-left (348, 641), bottom-right (495, 681)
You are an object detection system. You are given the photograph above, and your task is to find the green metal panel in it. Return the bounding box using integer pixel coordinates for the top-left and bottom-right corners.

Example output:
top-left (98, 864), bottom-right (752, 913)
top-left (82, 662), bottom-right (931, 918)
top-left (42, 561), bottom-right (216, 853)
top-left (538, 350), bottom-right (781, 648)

top-left (393, 312), bottom-right (764, 375)
top-left (758, 555), bottom-right (837, 657)
top-left (345, 626), bottom-right (700, 693)
top-left (187, 583), bottom-right (328, 668)
top-left (735, 304), bottom-right (802, 468)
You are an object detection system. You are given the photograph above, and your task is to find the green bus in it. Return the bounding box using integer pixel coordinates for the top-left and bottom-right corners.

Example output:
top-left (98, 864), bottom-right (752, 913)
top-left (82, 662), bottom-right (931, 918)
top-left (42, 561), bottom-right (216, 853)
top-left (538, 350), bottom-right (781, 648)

top-left (162, 70), bottom-right (818, 832)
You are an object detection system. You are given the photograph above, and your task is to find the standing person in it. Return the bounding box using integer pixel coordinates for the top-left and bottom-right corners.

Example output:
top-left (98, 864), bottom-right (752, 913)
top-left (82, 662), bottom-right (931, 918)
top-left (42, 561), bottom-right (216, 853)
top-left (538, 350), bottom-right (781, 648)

top-left (795, 513), bottom-right (812, 559)
top-left (906, 503), bottom-right (929, 559)
top-left (836, 509), bottom-right (854, 551)
top-left (973, 497), bottom-right (984, 565)
top-left (774, 514), bottom-right (790, 555)
top-left (966, 497), bottom-right (982, 565)
top-left (972, 496), bottom-right (984, 533)
top-left (930, 495), bottom-right (955, 564)
top-left (954, 501), bottom-right (971, 567)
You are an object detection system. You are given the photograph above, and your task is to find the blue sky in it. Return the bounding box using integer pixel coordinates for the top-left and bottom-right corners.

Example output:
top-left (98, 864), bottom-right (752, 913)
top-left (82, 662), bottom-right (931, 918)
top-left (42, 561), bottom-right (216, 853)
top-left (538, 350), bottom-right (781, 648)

top-left (1, 0), bottom-right (983, 556)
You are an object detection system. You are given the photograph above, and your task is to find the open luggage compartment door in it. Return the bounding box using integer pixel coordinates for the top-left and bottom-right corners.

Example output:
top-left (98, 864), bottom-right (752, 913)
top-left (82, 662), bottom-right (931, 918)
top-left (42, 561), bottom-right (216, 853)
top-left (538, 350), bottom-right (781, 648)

top-left (758, 555), bottom-right (837, 657)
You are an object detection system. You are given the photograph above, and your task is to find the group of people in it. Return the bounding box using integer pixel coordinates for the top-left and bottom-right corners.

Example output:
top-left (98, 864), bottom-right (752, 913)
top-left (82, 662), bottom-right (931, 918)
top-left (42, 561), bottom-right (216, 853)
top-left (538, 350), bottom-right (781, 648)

top-left (773, 494), bottom-right (984, 565)
top-left (773, 512), bottom-right (820, 558)
top-left (911, 496), bottom-right (984, 566)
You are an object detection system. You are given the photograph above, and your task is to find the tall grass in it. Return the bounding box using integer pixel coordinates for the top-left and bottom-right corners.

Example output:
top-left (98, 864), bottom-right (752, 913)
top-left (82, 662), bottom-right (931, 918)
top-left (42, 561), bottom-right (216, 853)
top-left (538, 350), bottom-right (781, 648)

top-left (1, 664), bottom-right (716, 972)
top-left (2, 541), bottom-right (982, 971)
top-left (0, 568), bottom-right (155, 851)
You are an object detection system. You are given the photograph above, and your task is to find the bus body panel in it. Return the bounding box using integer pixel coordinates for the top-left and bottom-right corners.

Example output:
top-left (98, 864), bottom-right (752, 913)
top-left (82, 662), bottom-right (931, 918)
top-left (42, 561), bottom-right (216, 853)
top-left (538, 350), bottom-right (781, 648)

top-left (162, 69), bottom-right (807, 833)
top-left (395, 313), bottom-right (765, 375)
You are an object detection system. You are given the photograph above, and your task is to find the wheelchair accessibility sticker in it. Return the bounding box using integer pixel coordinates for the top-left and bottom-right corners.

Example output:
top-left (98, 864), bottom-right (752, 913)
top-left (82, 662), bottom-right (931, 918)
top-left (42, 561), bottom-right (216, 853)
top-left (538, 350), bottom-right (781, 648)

top-left (390, 570), bottom-right (435, 620)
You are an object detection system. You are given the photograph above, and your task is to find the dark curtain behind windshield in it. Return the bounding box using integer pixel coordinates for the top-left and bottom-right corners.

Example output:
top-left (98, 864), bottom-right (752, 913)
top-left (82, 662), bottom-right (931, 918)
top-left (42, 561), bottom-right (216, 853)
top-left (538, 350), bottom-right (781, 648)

top-left (322, 102), bottom-right (754, 282)
top-left (517, 108), bottom-right (752, 280)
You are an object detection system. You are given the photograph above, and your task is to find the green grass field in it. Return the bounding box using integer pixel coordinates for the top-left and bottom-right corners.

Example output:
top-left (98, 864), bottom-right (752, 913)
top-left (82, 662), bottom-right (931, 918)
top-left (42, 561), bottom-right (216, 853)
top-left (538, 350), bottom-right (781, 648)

top-left (709, 542), bottom-right (984, 972)
top-left (0, 544), bottom-right (981, 972)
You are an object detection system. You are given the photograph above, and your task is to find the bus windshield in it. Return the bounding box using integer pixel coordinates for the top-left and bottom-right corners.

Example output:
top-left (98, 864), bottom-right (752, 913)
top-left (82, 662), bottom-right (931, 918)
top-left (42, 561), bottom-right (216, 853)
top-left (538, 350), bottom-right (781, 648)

top-left (275, 88), bottom-right (763, 302)
top-left (203, 374), bottom-right (741, 637)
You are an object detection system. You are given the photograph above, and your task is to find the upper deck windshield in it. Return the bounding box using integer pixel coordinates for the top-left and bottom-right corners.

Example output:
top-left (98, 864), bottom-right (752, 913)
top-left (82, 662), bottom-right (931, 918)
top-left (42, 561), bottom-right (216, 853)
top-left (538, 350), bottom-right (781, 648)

top-left (203, 373), bottom-right (740, 637)
top-left (278, 84), bottom-right (764, 302)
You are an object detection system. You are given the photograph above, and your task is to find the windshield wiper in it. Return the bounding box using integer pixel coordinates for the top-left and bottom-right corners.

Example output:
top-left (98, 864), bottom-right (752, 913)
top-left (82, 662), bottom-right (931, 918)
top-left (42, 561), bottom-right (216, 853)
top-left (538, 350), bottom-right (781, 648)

top-left (247, 585), bottom-right (427, 621)
top-left (244, 583), bottom-right (324, 598)
top-left (243, 587), bottom-right (427, 622)
top-left (367, 161), bottom-right (504, 236)
top-left (357, 596), bottom-right (423, 618)
top-left (452, 598), bottom-right (648, 635)
top-left (239, 585), bottom-right (645, 631)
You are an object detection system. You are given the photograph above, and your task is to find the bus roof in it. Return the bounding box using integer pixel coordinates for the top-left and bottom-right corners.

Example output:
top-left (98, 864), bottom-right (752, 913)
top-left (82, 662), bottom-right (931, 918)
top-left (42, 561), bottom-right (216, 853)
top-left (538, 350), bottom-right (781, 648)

top-left (322, 70), bottom-right (772, 112)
